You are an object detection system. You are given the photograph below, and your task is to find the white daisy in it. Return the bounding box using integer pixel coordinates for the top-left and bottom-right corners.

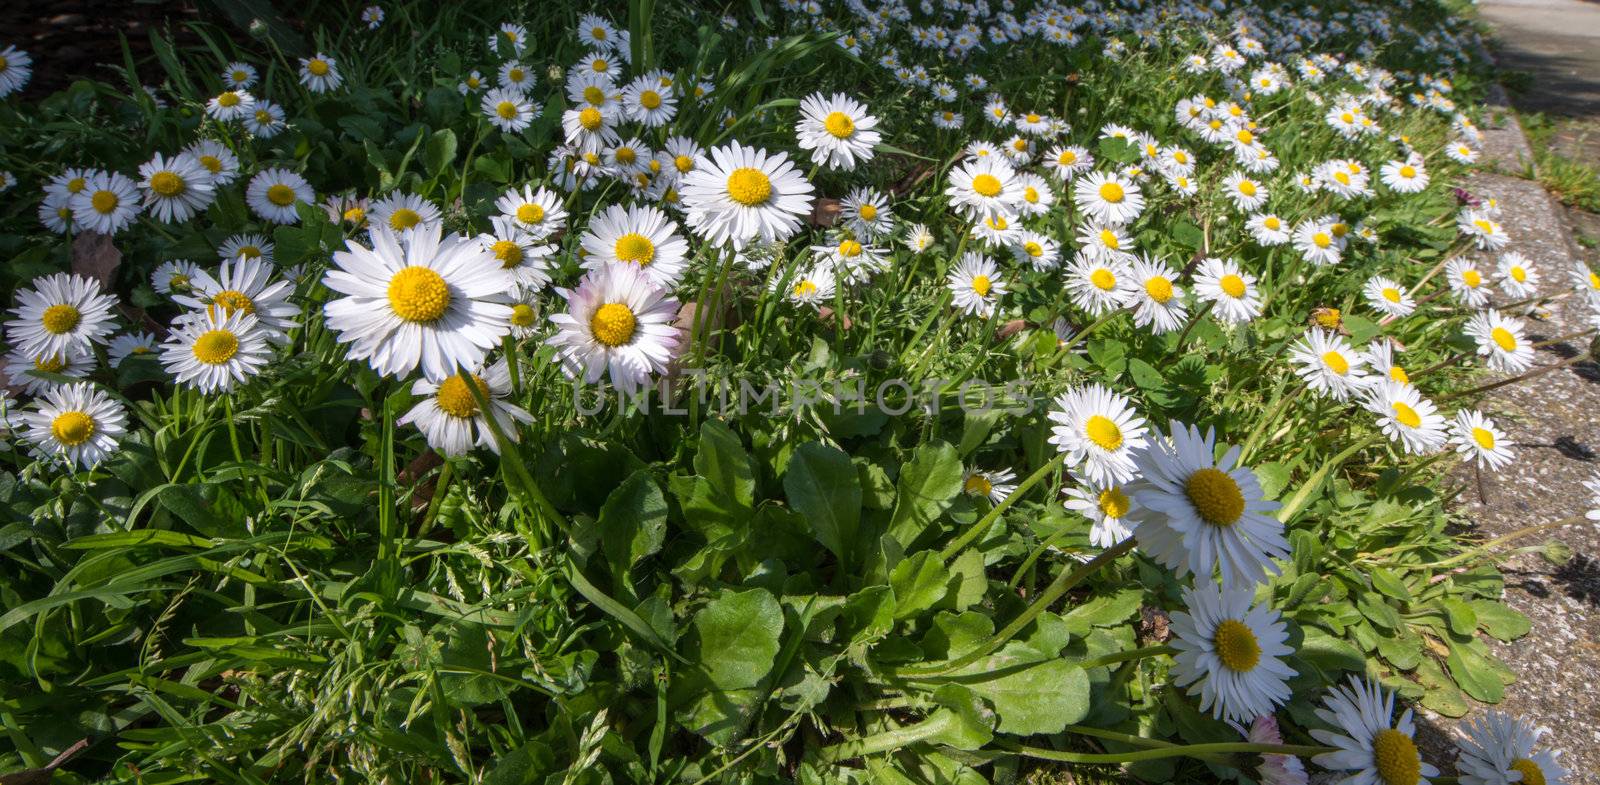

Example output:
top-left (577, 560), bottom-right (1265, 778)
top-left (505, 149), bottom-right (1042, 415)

top-left (1169, 582), bottom-right (1295, 722)
top-left (1011, 231), bottom-right (1061, 270)
top-left (1456, 711), bottom-right (1569, 785)
top-left (1496, 252), bottom-right (1540, 299)
top-left (1073, 171), bottom-right (1145, 225)
top-left (680, 142), bottom-right (816, 249)
top-left (547, 264), bottom-right (682, 394)
top-left (1446, 258), bottom-right (1493, 307)
top-left (70, 171), bottom-right (141, 235)
top-left (624, 77), bottom-right (678, 127)
top-left (205, 89), bottom-right (255, 121)
top-left (482, 87), bottom-right (536, 133)
top-left (1193, 258), bottom-right (1262, 325)
top-left (961, 467), bottom-right (1017, 504)
top-left (244, 101), bottom-right (287, 138)
top-left (138, 152), bottom-right (215, 223)
top-left (1045, 145), bottom-right (1093, 180)
top-left (1363, 275), bottom-right (1416, 318)
top-left (1127, 255), bottom-right (1187, 334)
top-left (1451, 409), bottom-right (1514, 471)
top-left (245, 168), bottom-right (314, 224)
top-left (4, 345), bottom-right (93, 395)
top-left (5, 273), bottom-right (118, 358)
top-left (1222, 172), bottom-right (1269, 212)
top-left (1047, 383), bottom-right (1149, 487)
top-left (1289, 329), bottom-right (1371, 401)
top-left (298, 53), bottom-right (342, 92)
top-left (323, 224), bottom-right (513, 381)
top-left (368, 192), bottom-right (440, 235)
top-left (945, 155), bottom-right (1022, 221)
top-left (398, 360), bottom-right (534, 457)
top-left (478, 216), bottom-right (554, 291)
top-left (1460, 210), bottom-right (1509, 251)
top-left (495, 185), bottom-right (567, 239)
top-left (1246, 213), bottom-right (1291, 246)
top-left (1077, 221), bottom-right (1135, 262)
top-left (1292, 219), bottom-right (1343, 266)
top-left (105, 330), bottom-right (158, 369)
top-left (222, 62), bottom-right (258, 90)
top-left (840, 188), bottom-right (893, 240)
top-left (160, 309), bottom-right (271, 393)
top-left (1365, 380), bottom-right (1448, 455)
top-left (1132, 420), bottom-right (1287, 587)
top-left (561, 103), bottom-right (621, 153)
top-left (1465, 309), bottom-right (1535, 373)
top-left (0, 45), bottom-right (35, 97)
top-left (580, 203), bottom-right (691, 288)
top-left (795, 92), bottom-right (882, 171)
top-left (1311, 676), bottom-right (1439, 785)
top-left (1381, 158), bottom-right (1429, 193)
top-left (777, 264), bottom-right (837, 309)
top-left (184, 139), bottom-right (241, 186)
top-left (18, 383), bottom-right (127, 470)
top-left (151, 259), bottom-right (201, 296)
top-left (947, 252), bottom-right (1005, 318)
top-left (1013, 172), bottom-right (1055, 217)
top-left (1366, 340), bottom-right (1413, 385)
top-left (1062, 482), bottom-right (1142, 548)
top-left (1065, 252), bottom-right (1131, 316)
top-left (174, 256), bottom-right (301, 344)
top-left (218, 233), bottom-right (275, 264)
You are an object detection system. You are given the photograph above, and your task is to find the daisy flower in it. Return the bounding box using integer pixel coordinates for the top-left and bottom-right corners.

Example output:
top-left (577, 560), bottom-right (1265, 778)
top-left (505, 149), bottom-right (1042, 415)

top-left (370, 192), bottom-right (441, 235)
top-left (222, 62), bottom-right (257, 89)
top-left (184, 140), bottom-right (241, 186)
top-left (160, 310), bottom-right (271, 393)
top-left (458, 70), bottom-right (485, 94)
top-left (1364, 275), bottom-right (1416, 318)
top-left (107, 331), bottom-right (158, 367)
top-left (796, 92), bottom-right (881, 171)
top-left (680, 142), bottom-right (815, 249)
top-left (1047, 383), bottom-right (1148, 487)
top-left (323, 224), bottom-right (513, 381)
top-left (1076, 222), bottom-right (1135, 263)
top-left (561, 104), bottom-right (621, 153)
top-left (1496, 252), bottom-right (1540, 299)
top-left (495, 185), bottom-right (567, 238)
top-left (579, 203), bottom-right (690, 288)
top-left (1063, 482), bottom-right (1142, 548)
top-left (905, 223), bottom-right (935, 254)
top-left (1447, 140), bottom-right (1479, 164)
top-left (482, 87), bottom-right (536, 132)
top-left (1222, 172), bottom-right (1269, 212)
top-left (1291, 220), bottom-right (1342, 266)
top-left (205, 89), bottom-right (255, 121)
top-left (70, 171), bottom-right (141, 235)
top-left (1127, 255), bottom-right (1187, 334)
top-left (947, 252), bottom-right (1005, 319)
top-left (577, 13), bottom-right (618, 49)
top-left (18, 383), bottom-right (127, 470)
top-left (479, 216), bottom-right (553, 290)
top-left (491, 23), bottom-right (528, 55)
top-left (398, 360), bottom-right (534, 457)
top-left (297, 53), bottom-right (342, 92)
top-left (1193, 258), bottom-right (1262, 325)
top-left (840, 188), bottom-right (893, 239)
top-left (361, 5), bottom-right (384, 28)
top-left (1460, 210), bottom-right (1509, 251)
top-left (1169, 582), bottom-right (1295, 721)
top-left (1133, 421), bottom-right (1287, 587)
top-left (38, 194), bottom-right (74, 234)
top-left (1366, 340), bottom-right (1413, 385)
top-left (152, 259), bottom-right (202, 296)
top-left (5, 273), bottom-right (118, 358)
top-left (946, 155), bottom-right (1022, 221)
top-left (0, 45), bottom-right (34, 97)
top-left (138, 152), bottom-right (215, 223)
top-left (1289, 329), bottom-right (1371, 401)
top-left (1381, 158), bottom-right (1429, 193)
top-left (547, 264), bottom-right (682, 394)
top-left (1073, 171), bottom-right (1145, 225)
top-left (1311, 676), bottom-right (1439, 785)
top-left (1246, 213), bottom-right (1290, 246)
top-left (624, 77), bottom-right (678, 127)
top-left (244, 101), bottom-right (287, 138)
top-left (245, 168), bottom-right (314, 224)
top-left (962, 467), bottom-right (1017, 504)
top-left (972, 212), bottom-right (1019, 247)
top-left (1045, 146), bottom-right (1093, 180)
top-left (1065, 252), bottom-right (1131, 316)
top-left (1011, 231), bottom-right (1061, 270)
top-left (219, 233), bottom-right (274, 264)
top-left (1569, 262), bottom-right (1600, 308)
top-left (1456, 711), bottom-right (1569, 785)
top-left (4, 346), bottom-right (92, 396)
top-left (814, 236), bottom-right (888, 283)
top-left (1466, 309), bottom-right (1535, 373)
top-left (1451, 409), bottom-right (1514, 471)
top-left (778, 264), bottom-right (837, 308)
top-left (174, 256), bottom-right (301, 344)
top-left (1014, 172), bottom-right (1055, 217)
top-left (1365, 380), bottom-right (1448, 455)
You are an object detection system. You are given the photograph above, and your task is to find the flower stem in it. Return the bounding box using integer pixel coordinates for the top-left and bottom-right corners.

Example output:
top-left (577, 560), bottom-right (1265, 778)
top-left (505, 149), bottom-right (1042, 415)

top-left (1078, 644), bottom-right (1174, 670)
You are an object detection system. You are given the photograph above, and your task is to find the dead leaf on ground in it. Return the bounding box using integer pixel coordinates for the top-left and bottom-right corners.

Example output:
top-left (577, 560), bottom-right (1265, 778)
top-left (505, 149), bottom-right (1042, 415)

top-left (71, 231), bottom-right (121, 289)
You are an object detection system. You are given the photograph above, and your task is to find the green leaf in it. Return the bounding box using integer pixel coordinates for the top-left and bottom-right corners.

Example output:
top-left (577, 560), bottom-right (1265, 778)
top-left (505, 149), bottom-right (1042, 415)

top-left (1062, 588), bottom-right (1143, 635)
top-left (1440, 598), bottom-right (1478, 636)
top-left (1172, 221), bottom-right (1204, 250)
top-left (947, 549), bottom-right (987, 612)
top-left (1468, 599), bottom-right (1530, 641)
top-left (925, 684), bottom-right (995, 750)
top-left (885, 441), bottom-right (963, 550)
top-left (1097, 136), bottom-right (1138, 163)
top-left (598, 470), bottom-right (667, 583)
top-left (1446, 639), bottom-right (1504, 703)
top-left (425, 128), bottom-right (458, 177)
top-left (890, 551), bottom-right (949, 620)
top-left (784, 442), bottom-right (861, 567)
top-left (949, 643), bottom-right (1090, 735)
top-left (481, 740), bottom-right (554, 785)
top-left (693, 589), bottom-right (784, 689)
top-left (1369, 568), bottom-right (1411, 603)
top-left (697, 420), bottom-right (756, 508)
top-left (1298, 628), bottom-right (1366, 677)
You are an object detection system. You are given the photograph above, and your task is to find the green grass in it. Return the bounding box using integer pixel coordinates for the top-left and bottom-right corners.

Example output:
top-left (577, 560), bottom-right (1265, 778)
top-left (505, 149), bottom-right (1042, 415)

top-left (1518, 111), bottom-right (1600, 212)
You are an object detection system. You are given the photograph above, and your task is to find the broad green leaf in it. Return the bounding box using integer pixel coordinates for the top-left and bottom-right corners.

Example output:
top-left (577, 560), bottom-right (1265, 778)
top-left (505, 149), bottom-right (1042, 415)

top-left (1440, 598), bottom-right (1478, 636)
top-left (784, 442), bottom-right (861, 567)
top-left (925, 684), bottom-right (995, 750)
top-left (425, 128), bottom-right (458, 176)
top-left (1467, 600), bottom-right (1530, 641)
top-left (947, 549), bottom-right (987, 612)
top-left (696, 419), bottom-right (756, 509)
top-left (1369, 568), bottom-right (1411, 603)
top-left (693, 589), bottom-right (784, 690)
top-left (885, 441), bottom-right (962, 549)
top-left (890, 551), bottom-right (949, 620)
top-left (1446, 639), bottom-right (1503, 703)
top-left (1062, 588), bottom-right (1143, 635)
top-left (598, 470), bottom-right (667, 582)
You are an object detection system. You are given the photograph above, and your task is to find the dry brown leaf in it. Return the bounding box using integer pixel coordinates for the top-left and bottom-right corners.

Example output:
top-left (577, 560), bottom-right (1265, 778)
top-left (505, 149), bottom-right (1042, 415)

top-left (71, 231), bottom-right (121, 289)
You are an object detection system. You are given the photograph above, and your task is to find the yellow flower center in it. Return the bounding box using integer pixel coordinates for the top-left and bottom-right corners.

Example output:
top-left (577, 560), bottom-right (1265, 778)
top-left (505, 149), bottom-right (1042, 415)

top-left (1220, 274), bottom-right (1246, 298)
top-left (1238, 181), bottom-right (1257, 197)
top-left (1099, 228), bottom-right (1121, 250)
top-left (516, 203), bottom-right (545, 224)
top-left (1090, 268), bottom-right (1116, 291)
top-left (51, 411), bottom-right (96, 447)
top-left (1023, 241), bottom-right (1043, 258)
top-left (591, 26), bottom-right (608, 39)
top-left (823, 111), bottom-right (856, 138)
top-left (195, 156), bottom-right (222, 175)
top-left (208, 289), bottom-right (254, 317)
top-left (987, 216), bottom-right (1008, 231)
top-left (1012, 139), bottom-right (1028, 152)
top-left (41, 304), bottom-right (81, 335)
top-left (1509, 266), bottom-right (1527, 283)
top-left (1185, 467), bottom-right (1246, 526)
top-left (615, 147), bottom-right (636, 165)
top-left (266, 184), bottom-right (297, 207)
top-left (1371, 729), bottom-right (1421, 785)
top-left (1331, 223), bottom-right (1349, 237)
top-left (1462, 269), bottom-right (1483, 288)
top-left (168, 273), bottom-right (190, 290)
top-left (614, 233), bottom-right (656, 265)
top-left (726, 168), bottom-right (772, 206)
top-left (66, 177), bottom-right (87, 193)
top-left (386, 267), bottom-right (451, 323)
top-left (237, 245), bottom-right (262, 259)
top-left (673, 154), bottom-right (695, 174)
top-left (1390, 365), bottom-right (1410, 383)
top-left (1392, 401), bottom-right (1422, 428)
top-left (33, 354), bottom-right (66, 373)
top-left (511, 302), bottom-right (536, 327)
top-left (837, 240), bottom-right (863, 258)
top-left (971, 173), bottom-right (1002, 197)
top-left (583, 85), bottom-right (606, 105)
top-left (1236, 129), bottom-right (1254, 145)
top-left (589, 302), bottom-right (636, 347)
top-left (1589, 271), bottom-right (1600, 290)
top-left (1509, 758), bottom-right (1546, 785)
top-left (1490, 326), bottom-right (1517, 351)
top-left (1322, 351), bottom-right (1349, 375)
top-left (231, 70), bottom-right (248, 83)
top-left (90, 190), bottom-right (119, 214)
top-left (1313, 232), bottom-right (1332, 249)
top-left (592, 59), bottom-right (609, 72)
top-left (389, 208), bottom-right (422, 231)
top-left (1098, 182), bottom-right (1125, 203)
top-left (1212, 618), bottom-right (1261, 671)
top-left (1083, 415), bottom-right (1123, 451)
top-left (492, 239), bottom-right (524, 267)
top-left (794, 280), bottom-right (819, 297)
top-left (1334, 171), bottom-right (1351, 185)
top-left (1144, 277), bottom-right (1173, 303)
top-left (1264, 216), bottom-right (1281, 230)
top-left (857, 204), bottom-right (878, 221)
top-left (435, 373), bottom-right (490, 418)
top-left (496, 101), bottom-right (518, 120)
top-left (578, 107), bottom-right (603, 130)
top-left (191, 329), bottom-right (240, 365)
top-left (218, 92), bottom-right (241, 107)
top-left (508, 68), bottom-right (526, 82)
top-left (963, 474), bottom-right (993, 496)
top-left (254, 110), bottom-right (273, 124)
top-left (639, 89), bottom-right (662, 109)
top-left (1469, 427), bottom-right (1496, 451)
top-left (1058, 150), bottom-right (1077, 165)
top-left (308, 59), bottom-right (330, 76)
top-left (1382, 287), bottom-right (1401, 303)
top-left (1097, 487), bottom-right (1130, 518)
top-left (343, 207), bottom-right (366, 224)
top-left (149, 171), bottom-right (185, 197)
top-left (1399, 165), bottom-right (1416, 178)
top-left (971, 275), bottom-right (992, 297)
top-left (1026, 113), bottom-right (1041, 123)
